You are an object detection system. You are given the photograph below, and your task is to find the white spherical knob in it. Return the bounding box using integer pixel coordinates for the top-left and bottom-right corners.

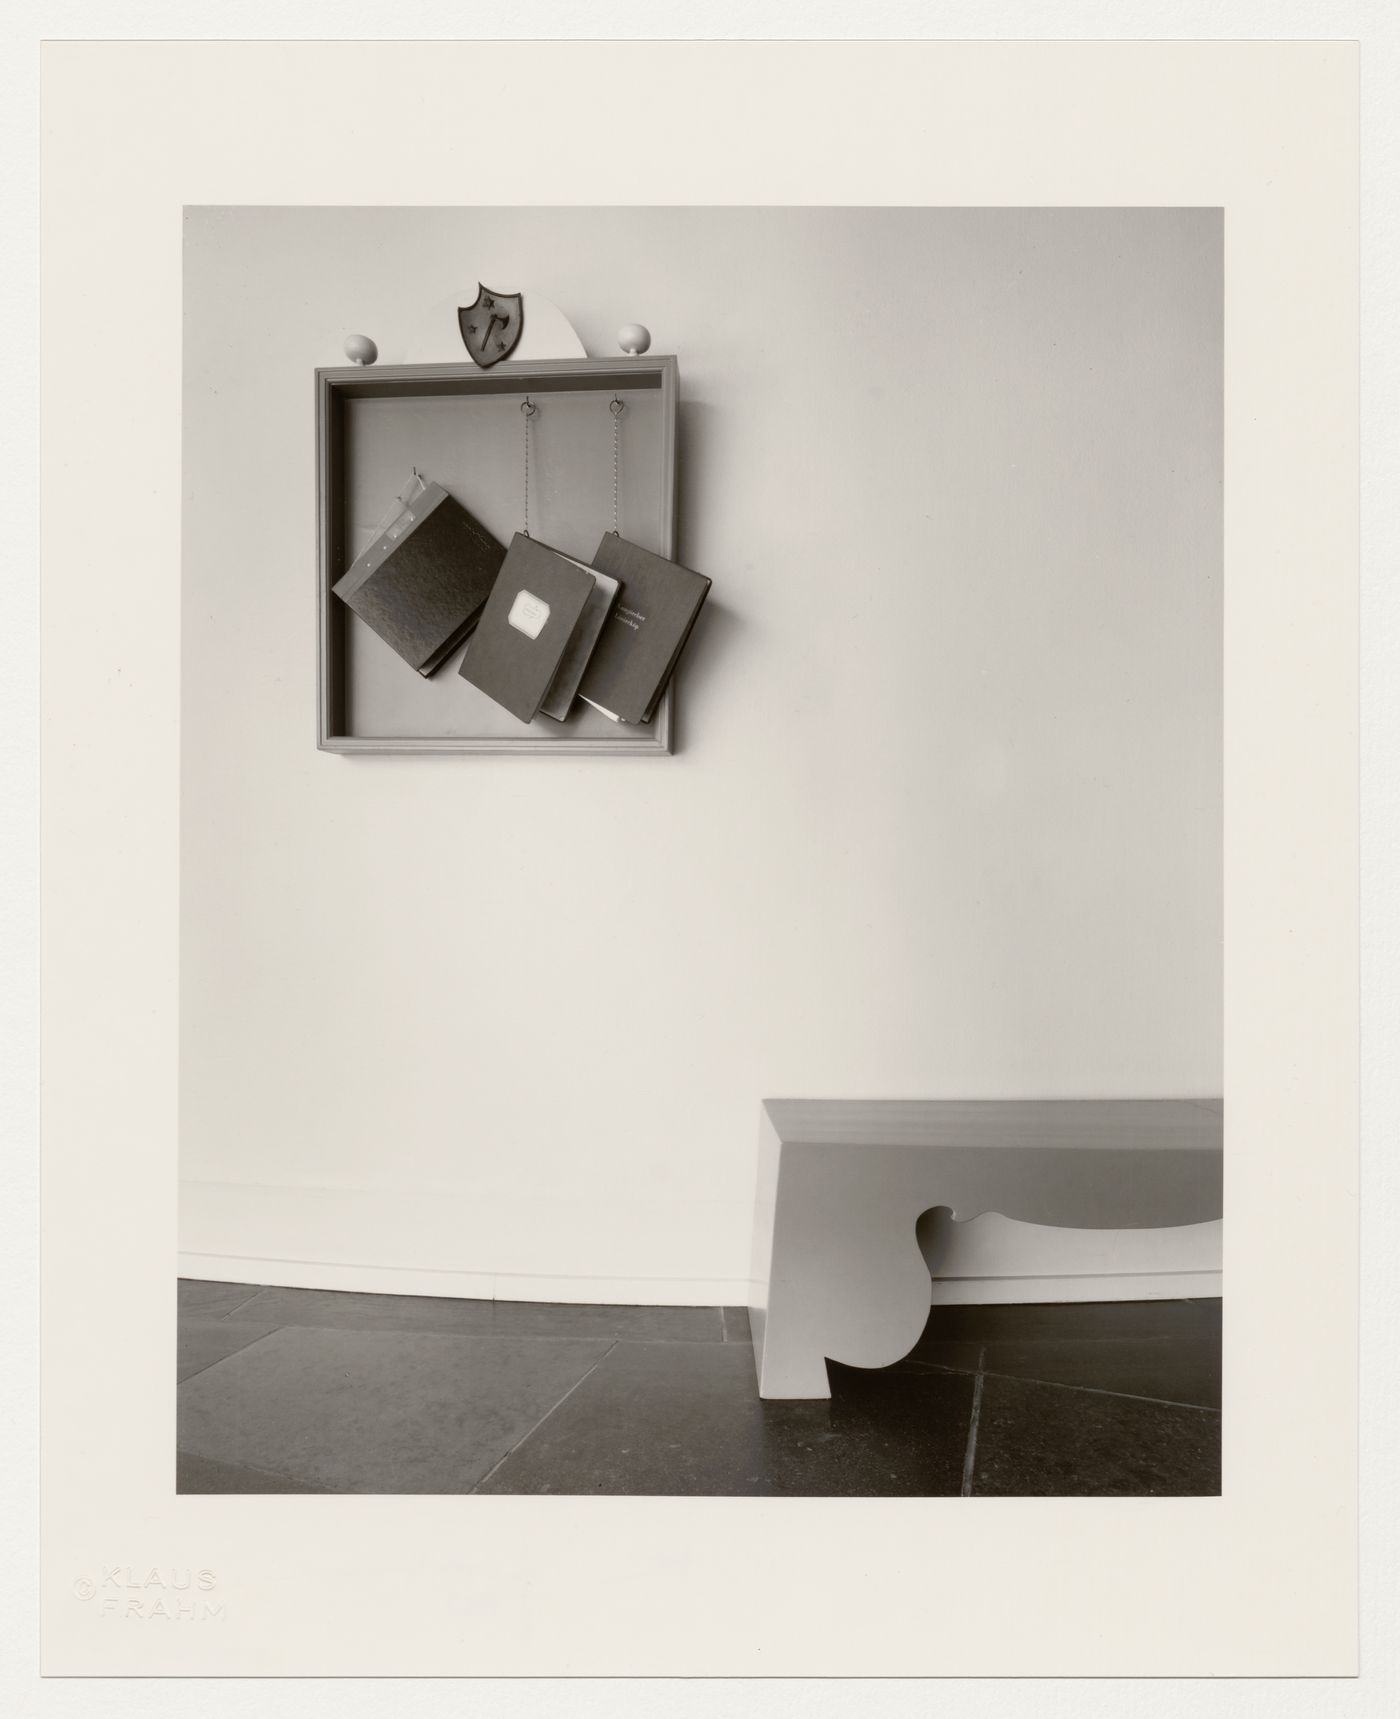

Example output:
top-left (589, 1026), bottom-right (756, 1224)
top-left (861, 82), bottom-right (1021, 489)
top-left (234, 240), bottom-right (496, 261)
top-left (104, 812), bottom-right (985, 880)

top-left (344, 333), bottom-right (378, 366)
top-left (617, 323), bottom-right (652, 356)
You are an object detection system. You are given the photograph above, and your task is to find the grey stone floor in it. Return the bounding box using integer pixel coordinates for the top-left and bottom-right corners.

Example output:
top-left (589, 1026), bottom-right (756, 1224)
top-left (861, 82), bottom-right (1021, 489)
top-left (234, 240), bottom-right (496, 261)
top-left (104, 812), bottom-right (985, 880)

top-left (177, 1281), bottom-right (1221, 1497)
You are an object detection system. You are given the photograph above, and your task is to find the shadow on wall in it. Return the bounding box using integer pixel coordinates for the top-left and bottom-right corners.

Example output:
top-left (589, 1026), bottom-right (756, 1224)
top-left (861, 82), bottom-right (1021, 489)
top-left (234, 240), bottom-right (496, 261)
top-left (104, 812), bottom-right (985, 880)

top-left (672, 597), bottom-right (740, 750)
top-left (670, 397), bottom-right (742, 747)
top-left (675, 397), bottom-right (715, 560)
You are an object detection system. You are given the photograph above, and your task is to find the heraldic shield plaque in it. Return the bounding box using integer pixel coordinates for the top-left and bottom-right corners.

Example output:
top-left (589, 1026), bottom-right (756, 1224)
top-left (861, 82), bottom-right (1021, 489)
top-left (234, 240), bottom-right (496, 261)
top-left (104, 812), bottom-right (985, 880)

top-left (457, 285), bottom-right (525, 368)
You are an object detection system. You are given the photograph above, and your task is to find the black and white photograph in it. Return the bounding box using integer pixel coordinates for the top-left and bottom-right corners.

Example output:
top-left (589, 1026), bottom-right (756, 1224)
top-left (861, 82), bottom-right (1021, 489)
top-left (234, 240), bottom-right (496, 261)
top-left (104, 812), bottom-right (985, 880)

top-left (26, 26), bottom-right (1371, 1696)
top-left (175, 204), bottom-right (1223, 1500)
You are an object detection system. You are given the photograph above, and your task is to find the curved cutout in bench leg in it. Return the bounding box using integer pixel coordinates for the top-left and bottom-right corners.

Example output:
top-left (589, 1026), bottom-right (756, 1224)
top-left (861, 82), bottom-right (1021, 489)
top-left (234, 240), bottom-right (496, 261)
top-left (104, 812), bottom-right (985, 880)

top-left (916, 1204), bottom-right (958, 1280)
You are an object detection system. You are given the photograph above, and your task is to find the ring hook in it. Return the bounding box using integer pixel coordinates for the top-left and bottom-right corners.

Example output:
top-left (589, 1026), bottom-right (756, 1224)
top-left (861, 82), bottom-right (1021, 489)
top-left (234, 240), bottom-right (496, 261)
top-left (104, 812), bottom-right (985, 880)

top-left (521, 397), bottom-right (537, 417)
top-left (610, 396), bottom-right (625, 416)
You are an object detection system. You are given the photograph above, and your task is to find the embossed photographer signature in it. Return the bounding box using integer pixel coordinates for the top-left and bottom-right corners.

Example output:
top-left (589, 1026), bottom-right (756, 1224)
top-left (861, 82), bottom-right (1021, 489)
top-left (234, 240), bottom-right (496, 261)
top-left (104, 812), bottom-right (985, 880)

top-left (72, 1566), bottom-right (224, 1621)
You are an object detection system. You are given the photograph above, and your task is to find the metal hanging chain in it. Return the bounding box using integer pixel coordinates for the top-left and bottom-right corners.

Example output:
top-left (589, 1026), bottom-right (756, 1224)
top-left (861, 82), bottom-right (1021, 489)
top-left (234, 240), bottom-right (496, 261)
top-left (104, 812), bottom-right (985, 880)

top-left (610, 395), bottom-right (625, 535)
top-left (521, 397), bottom-right (537, 536)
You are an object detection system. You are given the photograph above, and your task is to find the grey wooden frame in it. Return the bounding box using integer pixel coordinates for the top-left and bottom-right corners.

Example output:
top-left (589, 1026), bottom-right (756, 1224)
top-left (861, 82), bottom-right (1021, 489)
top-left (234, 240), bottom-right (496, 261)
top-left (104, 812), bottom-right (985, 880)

top-left (316, 356), bottom-right (679, 754)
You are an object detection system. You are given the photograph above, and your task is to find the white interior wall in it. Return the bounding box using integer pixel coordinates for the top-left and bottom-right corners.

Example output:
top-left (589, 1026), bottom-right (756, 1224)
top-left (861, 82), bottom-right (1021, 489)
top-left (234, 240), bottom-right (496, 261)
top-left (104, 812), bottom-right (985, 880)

top-left (179, 207), bottom-right (1222, 1304)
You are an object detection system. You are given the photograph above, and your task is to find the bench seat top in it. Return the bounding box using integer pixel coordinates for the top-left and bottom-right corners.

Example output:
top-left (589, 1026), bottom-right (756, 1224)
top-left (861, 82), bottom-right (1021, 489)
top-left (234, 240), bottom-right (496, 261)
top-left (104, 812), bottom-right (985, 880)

top-left (761, 1098), bottom-right (1223, 1153)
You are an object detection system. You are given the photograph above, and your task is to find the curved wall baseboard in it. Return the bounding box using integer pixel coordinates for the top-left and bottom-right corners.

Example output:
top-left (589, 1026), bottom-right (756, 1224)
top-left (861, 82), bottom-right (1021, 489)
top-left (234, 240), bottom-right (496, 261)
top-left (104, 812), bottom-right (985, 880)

top-left (179, 1177), bottom-right (1221, 1308)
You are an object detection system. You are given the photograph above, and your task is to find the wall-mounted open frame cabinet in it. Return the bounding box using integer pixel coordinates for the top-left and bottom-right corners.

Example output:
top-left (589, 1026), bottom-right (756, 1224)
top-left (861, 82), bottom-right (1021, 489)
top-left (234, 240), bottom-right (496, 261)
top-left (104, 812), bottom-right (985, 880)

top-left (316, 356), bottom-right (679, 753)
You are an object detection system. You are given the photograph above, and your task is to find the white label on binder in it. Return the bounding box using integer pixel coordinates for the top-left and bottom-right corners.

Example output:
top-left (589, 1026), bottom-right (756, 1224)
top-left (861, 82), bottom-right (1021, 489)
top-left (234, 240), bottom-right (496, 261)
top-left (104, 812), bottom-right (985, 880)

top-left (508, 589), bottom-right (550, 639)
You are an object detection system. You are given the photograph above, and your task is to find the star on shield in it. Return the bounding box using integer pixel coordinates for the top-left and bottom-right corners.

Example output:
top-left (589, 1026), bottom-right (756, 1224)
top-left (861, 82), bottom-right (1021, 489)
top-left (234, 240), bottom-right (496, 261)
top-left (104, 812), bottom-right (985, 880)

top-left (457, 285), bottom-right (525, 368)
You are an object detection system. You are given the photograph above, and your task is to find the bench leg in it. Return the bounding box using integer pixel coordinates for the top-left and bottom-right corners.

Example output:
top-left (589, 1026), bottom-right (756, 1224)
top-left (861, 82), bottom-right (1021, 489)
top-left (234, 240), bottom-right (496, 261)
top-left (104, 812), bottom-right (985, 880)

top-left (748, 1306), bottom-right (837, 1400)
top-left (752, 1166), bottom-right (939, 1399)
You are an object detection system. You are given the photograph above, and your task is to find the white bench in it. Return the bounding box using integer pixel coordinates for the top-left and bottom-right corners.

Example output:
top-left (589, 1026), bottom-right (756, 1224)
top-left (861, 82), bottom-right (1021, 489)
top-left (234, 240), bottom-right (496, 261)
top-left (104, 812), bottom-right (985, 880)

top-left (748, 1098), bottom-right (1223, 1399)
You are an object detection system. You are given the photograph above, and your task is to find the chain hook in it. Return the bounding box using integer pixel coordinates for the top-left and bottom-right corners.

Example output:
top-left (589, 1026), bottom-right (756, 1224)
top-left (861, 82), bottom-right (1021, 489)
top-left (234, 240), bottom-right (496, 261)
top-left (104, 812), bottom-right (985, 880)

top-left (521, 397), bottom-right (536, 535)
